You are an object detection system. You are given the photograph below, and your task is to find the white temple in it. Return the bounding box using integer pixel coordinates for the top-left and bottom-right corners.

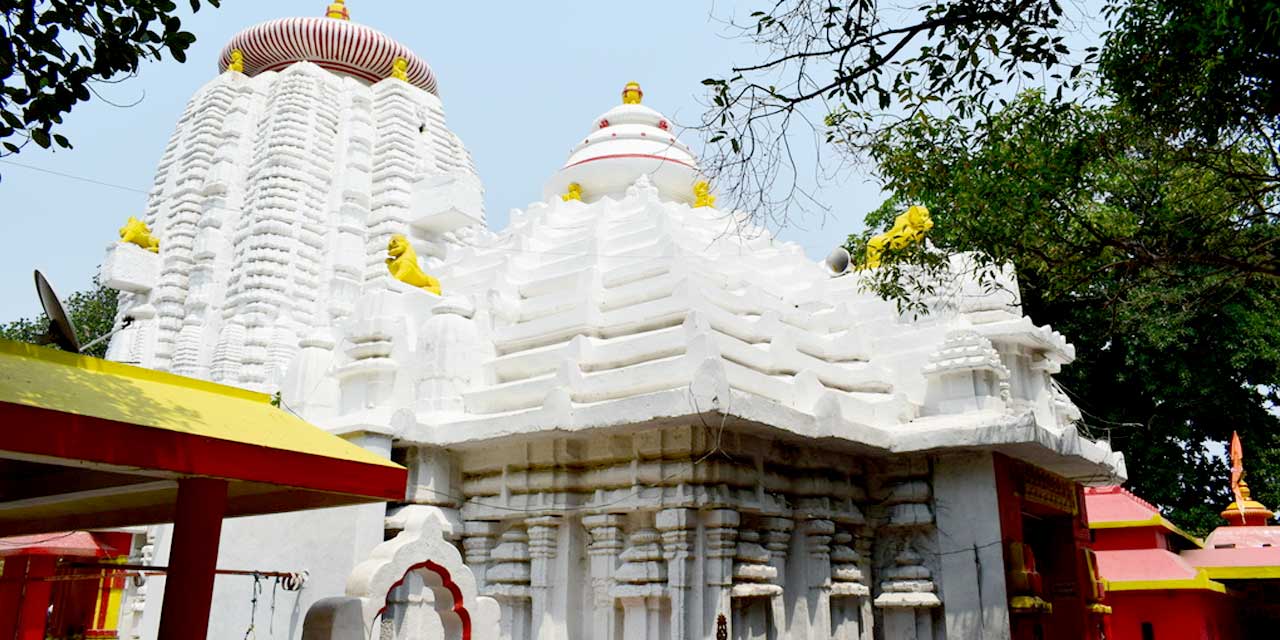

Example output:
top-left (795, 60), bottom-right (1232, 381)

top-left (100, 4), bottom-right (1126, 640)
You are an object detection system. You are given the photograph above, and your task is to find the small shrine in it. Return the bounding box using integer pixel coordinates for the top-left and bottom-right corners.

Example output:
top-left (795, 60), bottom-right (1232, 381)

top-left (1086, 432), bottom-right (1280, 640)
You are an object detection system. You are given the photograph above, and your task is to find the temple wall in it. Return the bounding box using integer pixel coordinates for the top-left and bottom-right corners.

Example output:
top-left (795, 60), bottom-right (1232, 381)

top-left (371, 424), bottom-right (976, 640)
top-left (933, 452), bottom-right (1012, 640)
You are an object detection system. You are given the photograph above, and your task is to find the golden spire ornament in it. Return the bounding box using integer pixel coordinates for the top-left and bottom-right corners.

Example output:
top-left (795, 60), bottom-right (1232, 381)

top-left (1221, 432), bottom-right (1275, 526)
top-left (325, 0), bottom-right (350, 20)
top-left (622, 81), bottom-right (643, 105)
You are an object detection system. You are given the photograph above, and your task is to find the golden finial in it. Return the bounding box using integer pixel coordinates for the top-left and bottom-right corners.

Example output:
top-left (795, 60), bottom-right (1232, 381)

top-left (386, 235), bottom-right (441, 295)
top-left (1222, 432), bottom-right (1275, 526)
top-left (1220, 480), bottom-right (1275, 526)
top-left (390, 57), bottom-right (409, 81)
top-left (227, 49), bottom-right (244, 73)
top-left (325, 0), bottom-right (350, 20)
top-left (119, 216), bottom-right (160, 253)
top-left (562, 183), bottom-right (583, 202)
top-left (693, 181), bottom-right (716, 208)
top-left (622, 81), bottom-right (643, 105)
top-left (863, 205), bottom-right (933, 269)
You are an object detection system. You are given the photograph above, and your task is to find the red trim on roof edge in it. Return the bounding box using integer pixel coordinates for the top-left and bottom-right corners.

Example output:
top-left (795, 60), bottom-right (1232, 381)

top-left (0, 402), bottom-right (405, 501)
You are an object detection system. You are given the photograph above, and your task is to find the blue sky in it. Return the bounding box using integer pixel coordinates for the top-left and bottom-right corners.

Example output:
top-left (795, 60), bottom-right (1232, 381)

top-left (0, 1), bottom-right (883, 321)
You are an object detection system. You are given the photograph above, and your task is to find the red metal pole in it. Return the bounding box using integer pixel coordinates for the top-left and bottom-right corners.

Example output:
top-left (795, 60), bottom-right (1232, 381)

top-left (157, 478), bottom-right (228, 640)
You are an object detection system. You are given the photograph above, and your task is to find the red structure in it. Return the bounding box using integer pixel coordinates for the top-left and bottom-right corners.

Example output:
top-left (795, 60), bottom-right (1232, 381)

top-left (993, 454), bottom-right (1111, 640)
top-left (0, 532), bottom-right (133, 640)
top-left (1085, 434), bottom-right (1280, 640)
top-left (0, 340), bottom-right (407, 640)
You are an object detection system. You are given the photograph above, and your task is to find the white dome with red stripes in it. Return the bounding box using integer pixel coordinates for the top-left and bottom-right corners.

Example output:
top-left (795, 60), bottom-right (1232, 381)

top-left (544, 83), bottom-right (704, 204)
top-left (217, 2), bottom-right (438, 94)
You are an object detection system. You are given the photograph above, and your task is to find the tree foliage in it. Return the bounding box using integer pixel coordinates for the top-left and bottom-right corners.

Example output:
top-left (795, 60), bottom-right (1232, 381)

top-left (0, 279), bottom-right (118, 358)
top-left (699, 0), bottom-right (1089, 220)
top-left (1102, 0), bottom-right (1280, 148)
top-left (708, 0), bottom-right (1280, 532)
top-left (854, 92), bottom-right (1279, 534)
top-left (0, 0), bottom-right (220, 156)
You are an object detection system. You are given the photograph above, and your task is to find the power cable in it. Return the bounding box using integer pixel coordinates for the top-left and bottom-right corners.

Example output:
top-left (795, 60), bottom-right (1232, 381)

top-left (0, 159), bottom-right (149, 194)
top-left (0, 160), bottom-right (842, 260)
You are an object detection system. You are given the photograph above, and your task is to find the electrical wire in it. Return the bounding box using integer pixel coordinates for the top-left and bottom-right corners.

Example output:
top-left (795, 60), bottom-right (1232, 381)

top-left (0, 159), bottom-right (842, 260)
top-left (0, 159), bottom-right (149, 194)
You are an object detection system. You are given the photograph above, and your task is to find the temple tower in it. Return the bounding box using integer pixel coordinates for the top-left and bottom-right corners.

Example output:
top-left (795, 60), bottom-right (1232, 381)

top-left (102, 1), bottom-right (484, 393)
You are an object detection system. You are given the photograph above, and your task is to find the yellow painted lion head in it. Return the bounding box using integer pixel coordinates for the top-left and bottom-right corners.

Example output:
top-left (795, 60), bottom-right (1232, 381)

top-left (387, 234), bottom-right (412, 259)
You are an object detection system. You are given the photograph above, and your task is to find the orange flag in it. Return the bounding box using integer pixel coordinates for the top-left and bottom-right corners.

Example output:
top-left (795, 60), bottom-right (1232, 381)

top-left (1230, 431), bottom-right (1245, 513)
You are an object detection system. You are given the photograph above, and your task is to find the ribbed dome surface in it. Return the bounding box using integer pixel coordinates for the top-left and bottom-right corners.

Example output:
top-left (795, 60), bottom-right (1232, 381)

top-left (218, 17), bottom-right (438, 94)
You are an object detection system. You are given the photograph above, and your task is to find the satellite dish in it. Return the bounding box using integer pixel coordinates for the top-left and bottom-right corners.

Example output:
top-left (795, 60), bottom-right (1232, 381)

top-left (34, 270), bottom-right (81, 353)
top-left (824, 247), bottom-right (852, 277)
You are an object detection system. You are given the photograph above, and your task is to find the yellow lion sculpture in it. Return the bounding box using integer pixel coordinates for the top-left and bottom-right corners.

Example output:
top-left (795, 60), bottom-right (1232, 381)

top-left (386, 234), bottom-right (441, 295)
top-left (864, 205), bottom-right (933, 269)
top-left (119, 216), bottom-right (160, 253)
top-left (227, 49), bottom-right (245, 74)
top-left (693, 181), bottom-right (716, 208)
top-left (391, 57), bottom-right (409, 82)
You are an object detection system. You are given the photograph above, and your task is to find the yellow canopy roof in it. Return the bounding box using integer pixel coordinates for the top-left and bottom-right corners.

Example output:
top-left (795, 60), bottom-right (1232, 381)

top-left (0, 339), bottom-right (406, 536)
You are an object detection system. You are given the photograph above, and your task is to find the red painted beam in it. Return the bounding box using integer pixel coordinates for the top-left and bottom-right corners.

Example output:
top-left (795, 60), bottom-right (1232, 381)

top-left (1, 402), bottom-right (405, 501)
top-left (157, 478), bottom-right (228, 640)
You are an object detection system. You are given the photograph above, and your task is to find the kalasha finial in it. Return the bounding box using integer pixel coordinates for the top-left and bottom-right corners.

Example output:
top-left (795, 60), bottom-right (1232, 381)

top-left (562, 182), bottom-right (583, 202)
top-left (326, 0), bottom-right (350, 20)
top-left (622, 81), bottom-right (643, 105)
top-left (1222, 432), bottom-right (1274, 526)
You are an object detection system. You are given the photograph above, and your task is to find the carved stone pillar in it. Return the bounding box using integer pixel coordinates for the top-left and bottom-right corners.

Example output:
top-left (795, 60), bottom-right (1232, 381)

top-left (658, 508), bottom-right (697, 640)
top-left (486, 526), bottom-right (532, 640)
top-left (731, 529), bottom-right (780, 640)
top-left (873, 462), bottom-right (940, 640)
top-left (526, 515), bottom-right (560, 640)
top-left (804, 518), bottom-right (836, 639)
top-left (856, 529), bottom-right (875, 640)
top-left (463, 521), bottom-right (501, 592)
top-left (612, 528), bottom-right (667, 640)
top-left (704, 509), bottom-right (739, 640)
top-left (585, 514), bottom-right (626, 640)
top-left (874, 549), bottom-right (941, 640)
top-left (761, 516), bottom-right (793, 639)
top-left (830, 531), bottom-right (870, 640)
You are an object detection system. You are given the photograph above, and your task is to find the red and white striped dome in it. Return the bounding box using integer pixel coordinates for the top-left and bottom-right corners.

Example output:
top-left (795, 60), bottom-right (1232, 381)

top-left (217, 16), bottom-right (439, 94)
